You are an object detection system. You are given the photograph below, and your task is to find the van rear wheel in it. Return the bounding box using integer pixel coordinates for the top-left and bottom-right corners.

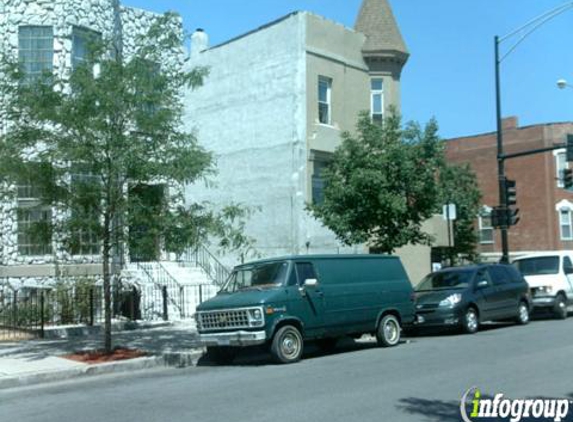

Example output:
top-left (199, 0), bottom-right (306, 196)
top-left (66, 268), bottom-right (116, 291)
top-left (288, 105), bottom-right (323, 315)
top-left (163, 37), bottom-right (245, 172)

top-left (376, 315), bottom-right (401, 347)
top-left (271, 325), bottom-right (303, 364)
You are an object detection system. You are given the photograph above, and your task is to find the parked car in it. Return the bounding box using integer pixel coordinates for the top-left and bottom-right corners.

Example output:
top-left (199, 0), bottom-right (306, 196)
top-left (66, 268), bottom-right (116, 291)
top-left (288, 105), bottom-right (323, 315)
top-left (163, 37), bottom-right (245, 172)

top-left (512, 251), bottom-right (573, 319)
top-left (195, 254), bottom-right (415, 364)
top-left (413, 264), bottom-right (531, 334)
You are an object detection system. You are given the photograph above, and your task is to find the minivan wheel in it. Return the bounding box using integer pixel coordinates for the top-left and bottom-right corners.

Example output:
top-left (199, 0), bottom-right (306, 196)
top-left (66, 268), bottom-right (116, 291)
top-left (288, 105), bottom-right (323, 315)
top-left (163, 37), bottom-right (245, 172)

top-left (376, 315), bottom-right (401, 347)
top-left (271, 325), bottom-right (304, 364)
top-left (206, 346), bottom-right (237, 364)
top-left (553, 294), bottom-right (568, 320)
top-left (462, 307), bottom-right (479, 334)
top-left (515, 301), bottom-right (530, 325)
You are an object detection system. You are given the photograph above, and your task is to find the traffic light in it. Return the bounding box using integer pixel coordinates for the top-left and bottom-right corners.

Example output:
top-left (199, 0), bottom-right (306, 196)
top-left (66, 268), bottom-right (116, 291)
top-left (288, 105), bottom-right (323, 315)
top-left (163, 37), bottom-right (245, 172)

top-left (567, 134), bottom-right (573, 162)
top-left (508, 208), bottom-right (520, 226)
top-left (491, 207), bottom-right (505, 228)
top-left (564, 168), bottom-right (573, 189)
top-left (504, 179), bottom-right (517, 206)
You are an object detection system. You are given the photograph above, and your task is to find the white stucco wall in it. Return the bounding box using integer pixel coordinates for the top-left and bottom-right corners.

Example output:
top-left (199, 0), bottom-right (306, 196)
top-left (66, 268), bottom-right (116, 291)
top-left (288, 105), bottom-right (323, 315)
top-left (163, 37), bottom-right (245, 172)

top-left (184, 13), bottom-right (310, 264)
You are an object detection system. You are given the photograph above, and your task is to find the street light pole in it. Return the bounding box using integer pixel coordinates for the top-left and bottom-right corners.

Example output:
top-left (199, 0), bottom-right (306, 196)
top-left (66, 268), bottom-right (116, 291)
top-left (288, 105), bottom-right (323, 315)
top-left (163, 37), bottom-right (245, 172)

top-left (494, 36), bottom-right (510, 263)
top-left (494, 2), bottom-right (573, 264)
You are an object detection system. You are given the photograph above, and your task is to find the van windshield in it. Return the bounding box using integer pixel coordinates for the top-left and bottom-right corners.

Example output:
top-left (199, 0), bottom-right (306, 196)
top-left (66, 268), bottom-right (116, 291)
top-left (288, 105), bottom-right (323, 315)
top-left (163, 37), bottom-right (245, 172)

top-left (416, 270), bottom-right (473, 291)
top-left (513, 257), bottom-right (559, 276)
top-left (222, 261), bottom-right (289, 293)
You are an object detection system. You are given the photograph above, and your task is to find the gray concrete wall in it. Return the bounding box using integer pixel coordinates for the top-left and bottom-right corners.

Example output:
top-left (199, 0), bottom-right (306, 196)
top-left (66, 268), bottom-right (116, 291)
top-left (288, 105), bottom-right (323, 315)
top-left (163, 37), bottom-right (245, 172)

top-left (183, 13), bottom-right (308, 265)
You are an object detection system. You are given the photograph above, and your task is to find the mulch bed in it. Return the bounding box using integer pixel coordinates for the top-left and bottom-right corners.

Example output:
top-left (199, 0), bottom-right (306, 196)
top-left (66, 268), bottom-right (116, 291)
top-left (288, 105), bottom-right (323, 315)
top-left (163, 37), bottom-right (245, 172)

top-left (62, 347), bottom-right (148, 364)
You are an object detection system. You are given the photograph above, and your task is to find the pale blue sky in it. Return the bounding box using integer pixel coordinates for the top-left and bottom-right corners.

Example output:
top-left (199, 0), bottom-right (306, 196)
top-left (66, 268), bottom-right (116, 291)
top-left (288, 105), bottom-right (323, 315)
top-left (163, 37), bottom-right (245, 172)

top-left (122, 0), bottom-right (573, 139)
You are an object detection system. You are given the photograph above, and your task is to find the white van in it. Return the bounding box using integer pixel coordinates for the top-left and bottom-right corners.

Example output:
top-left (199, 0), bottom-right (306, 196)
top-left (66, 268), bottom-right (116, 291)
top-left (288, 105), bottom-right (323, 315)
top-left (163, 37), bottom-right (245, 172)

top-left (512, 251), bottom-right (573, 319)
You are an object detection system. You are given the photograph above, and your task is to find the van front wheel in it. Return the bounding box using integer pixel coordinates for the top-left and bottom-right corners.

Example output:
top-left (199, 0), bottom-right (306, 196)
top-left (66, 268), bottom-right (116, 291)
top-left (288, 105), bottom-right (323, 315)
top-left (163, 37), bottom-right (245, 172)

top-left (271, 325), bottom-right (304, 364)
top-left (376, 315), bottom-right (401, 347)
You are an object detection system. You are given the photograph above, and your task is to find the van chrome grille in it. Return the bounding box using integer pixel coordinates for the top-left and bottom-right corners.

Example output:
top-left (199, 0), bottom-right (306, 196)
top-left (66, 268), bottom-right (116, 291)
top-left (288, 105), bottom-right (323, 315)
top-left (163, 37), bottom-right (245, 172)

top-left (198, 309), bottom-right (250, 331)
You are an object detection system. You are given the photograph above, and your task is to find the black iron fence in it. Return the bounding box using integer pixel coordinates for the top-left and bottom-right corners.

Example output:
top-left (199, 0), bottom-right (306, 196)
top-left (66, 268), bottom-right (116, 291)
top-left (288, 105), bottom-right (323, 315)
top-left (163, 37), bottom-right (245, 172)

top-left (0, 280), bottom-right (217, 340)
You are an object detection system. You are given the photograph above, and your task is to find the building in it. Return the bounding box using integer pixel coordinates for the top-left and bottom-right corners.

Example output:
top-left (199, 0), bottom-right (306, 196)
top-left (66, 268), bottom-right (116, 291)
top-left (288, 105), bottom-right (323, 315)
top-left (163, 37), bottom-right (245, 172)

top-left (183, 0), bottom-right (444, 280)
top-left (446, 116), bottom-right (573, 260)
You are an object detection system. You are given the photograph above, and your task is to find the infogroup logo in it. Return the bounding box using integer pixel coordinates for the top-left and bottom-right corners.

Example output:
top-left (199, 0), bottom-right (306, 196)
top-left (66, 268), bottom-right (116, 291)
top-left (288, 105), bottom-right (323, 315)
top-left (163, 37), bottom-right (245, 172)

top-left (460, 387), bottom-right (571, 422)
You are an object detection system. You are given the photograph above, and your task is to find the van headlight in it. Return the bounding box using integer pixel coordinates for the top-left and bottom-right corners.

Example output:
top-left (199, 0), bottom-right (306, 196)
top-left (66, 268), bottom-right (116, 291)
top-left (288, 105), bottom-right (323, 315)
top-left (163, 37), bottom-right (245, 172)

top-left (439, 293), bottom-right (462, 308)
top-left (537, 286), bottom-right (553, 294)
top-left (249, 308), bottom-right (263, 320)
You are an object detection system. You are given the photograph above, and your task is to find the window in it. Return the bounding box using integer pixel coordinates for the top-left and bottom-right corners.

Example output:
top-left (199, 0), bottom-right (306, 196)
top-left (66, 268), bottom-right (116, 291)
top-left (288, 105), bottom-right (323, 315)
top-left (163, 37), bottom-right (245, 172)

top-left (69, 165), bottom-right (101, 255)
top-left (555, 150), bottom-right (568, 188)
top-left (559, 209), bottom-right (573, 240)
top-left (17, 208), bottom-right (52, 256)
top-left (72, 27), bottom-right (101, 69)
top-left (479, 208), bottom-right (494, 244)
top-left (318, 76), bottom-right (332, 125)
top-left (488, 266), bottom-right (511, 285)
top-left (16, 163), bottom-right (53, 256)
top-left (311, 151), bottom-right (332, 205)
top-left (18, 26), bottom-right (53, 83)
top-left (295, 262), bottom-right (317, 286)
top-left (371, 78), bottom-right (384, 124)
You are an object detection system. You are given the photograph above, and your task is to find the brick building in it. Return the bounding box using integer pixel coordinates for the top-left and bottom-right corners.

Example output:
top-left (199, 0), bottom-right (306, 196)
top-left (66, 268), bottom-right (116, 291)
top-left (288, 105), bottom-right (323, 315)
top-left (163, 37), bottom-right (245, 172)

top-left (446, 117), bottom-right (573, 260)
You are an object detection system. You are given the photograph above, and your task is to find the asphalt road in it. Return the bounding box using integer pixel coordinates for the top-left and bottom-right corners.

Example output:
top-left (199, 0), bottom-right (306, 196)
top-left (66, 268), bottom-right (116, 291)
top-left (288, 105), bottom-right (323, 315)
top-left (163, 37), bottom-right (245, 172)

top-left (2, 316), bottom-right (573, 422)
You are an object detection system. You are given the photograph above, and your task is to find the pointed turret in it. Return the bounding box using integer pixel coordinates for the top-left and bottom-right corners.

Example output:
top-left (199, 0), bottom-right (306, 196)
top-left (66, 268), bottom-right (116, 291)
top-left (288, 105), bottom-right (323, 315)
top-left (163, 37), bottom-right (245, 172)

top-left (355, 0), bottom-right (409, 65)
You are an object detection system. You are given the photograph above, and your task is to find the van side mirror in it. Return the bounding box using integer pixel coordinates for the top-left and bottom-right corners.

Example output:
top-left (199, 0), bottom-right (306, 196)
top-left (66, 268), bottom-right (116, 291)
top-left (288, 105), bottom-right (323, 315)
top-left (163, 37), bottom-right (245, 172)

top-left (476, 280), bottom-right (489, 289)
top-left (304, 278), bottom-right (318, 287)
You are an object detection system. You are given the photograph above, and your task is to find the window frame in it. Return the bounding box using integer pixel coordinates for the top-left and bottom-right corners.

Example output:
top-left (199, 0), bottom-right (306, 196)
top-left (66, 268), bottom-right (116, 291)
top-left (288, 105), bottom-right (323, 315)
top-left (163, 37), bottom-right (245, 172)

top-left (71, 26), bottom-right (101, 70)
top-left (478, 207), bottom-right (494, 245)
top-left (318, 76), bottom-right (332, 125)
top-left (370, 78), bottom-right (384, 124)
top-left (18, 25), bottom-right (54, 83)
top-left (555, 149), bottom-right (568, 189)
top-left (559, 209), bottom-right (573, 241)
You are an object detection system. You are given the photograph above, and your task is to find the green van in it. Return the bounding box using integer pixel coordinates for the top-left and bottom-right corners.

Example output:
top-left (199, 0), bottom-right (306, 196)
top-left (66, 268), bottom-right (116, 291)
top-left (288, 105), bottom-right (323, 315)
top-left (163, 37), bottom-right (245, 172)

top-left (195, 254), bottom-right (415, 364)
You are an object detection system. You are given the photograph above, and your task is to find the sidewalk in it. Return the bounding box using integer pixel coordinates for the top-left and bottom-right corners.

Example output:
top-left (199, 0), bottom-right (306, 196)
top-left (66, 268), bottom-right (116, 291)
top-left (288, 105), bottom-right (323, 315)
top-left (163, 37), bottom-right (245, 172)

top-left (0, 321), bottom-right (204, 390)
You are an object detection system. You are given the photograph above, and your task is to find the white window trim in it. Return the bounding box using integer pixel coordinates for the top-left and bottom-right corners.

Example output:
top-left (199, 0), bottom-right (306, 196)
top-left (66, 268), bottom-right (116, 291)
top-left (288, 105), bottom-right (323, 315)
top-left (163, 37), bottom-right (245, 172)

top-left (318, 76), bottom-right (332, 126)
top-left (556, 200), bottom-right (573, 241)
top-left (371, 78), bottom-right (384, 122)
top-left (553, 149), bottom-right (568, 188)
top-left (478, 206), bottom-right (494, 245)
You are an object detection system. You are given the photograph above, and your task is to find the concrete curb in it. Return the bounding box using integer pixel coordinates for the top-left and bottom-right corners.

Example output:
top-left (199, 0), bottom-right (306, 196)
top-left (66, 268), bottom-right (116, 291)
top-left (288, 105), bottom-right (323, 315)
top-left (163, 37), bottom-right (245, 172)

top-left (42, 321), bottom-right (175, 339)
top-left (0, 349), bottom-right (204, 390)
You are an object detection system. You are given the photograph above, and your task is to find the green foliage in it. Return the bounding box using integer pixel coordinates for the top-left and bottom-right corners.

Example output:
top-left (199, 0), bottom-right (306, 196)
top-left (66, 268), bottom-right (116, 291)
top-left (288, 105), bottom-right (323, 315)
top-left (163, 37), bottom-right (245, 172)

top-left (0, 13), bottom-right (255, 350)
top-left (438, 163), bottom-right (482, 263)
top-left (309, 111), bottom-right (482, 257)
top-left (309, 111), bottom-right (445, 253)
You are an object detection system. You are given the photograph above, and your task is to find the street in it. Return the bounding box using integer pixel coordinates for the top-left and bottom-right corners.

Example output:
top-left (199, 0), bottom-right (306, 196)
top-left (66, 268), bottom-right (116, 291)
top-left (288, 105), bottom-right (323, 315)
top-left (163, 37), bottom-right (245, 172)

top-left (1, 317), bottom-right (572, 422)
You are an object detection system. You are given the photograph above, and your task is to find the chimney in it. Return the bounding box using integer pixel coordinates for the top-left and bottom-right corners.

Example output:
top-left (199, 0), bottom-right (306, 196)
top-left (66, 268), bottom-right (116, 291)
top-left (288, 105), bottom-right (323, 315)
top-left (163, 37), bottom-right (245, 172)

top-left (502, 116), bottom-right (519, 131)
top-left (190, 28), bottom-right (209, 58)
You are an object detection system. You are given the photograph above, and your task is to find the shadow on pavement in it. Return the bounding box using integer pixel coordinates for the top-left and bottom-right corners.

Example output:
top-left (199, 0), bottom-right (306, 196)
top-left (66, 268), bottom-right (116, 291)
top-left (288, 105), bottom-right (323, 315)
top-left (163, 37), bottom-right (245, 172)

top-left (0, 327), bottom-right (202, 362)
top-left (197, 336), bottom-right (388, 367)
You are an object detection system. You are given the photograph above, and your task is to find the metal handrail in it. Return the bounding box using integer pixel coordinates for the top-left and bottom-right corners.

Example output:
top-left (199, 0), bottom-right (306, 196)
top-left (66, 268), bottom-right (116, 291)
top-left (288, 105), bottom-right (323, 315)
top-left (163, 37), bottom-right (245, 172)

top-left (179, 244), bottom-right (230, 287)
top-left (135, 262), bottom-right (182, 316)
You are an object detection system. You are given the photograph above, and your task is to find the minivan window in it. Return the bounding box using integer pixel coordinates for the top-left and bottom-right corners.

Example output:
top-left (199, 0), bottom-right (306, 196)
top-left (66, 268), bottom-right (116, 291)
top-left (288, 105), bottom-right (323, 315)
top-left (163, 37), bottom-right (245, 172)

top-left (415, 270), bottom-right (473, 291)
top-left (513, 257), bottom-right (560, 276)
top-left (223, 261), bottom-right (288, 292)
top-left (295, 262), bottom-right (317, 286)
top-left (488, 266), bottom-right (511, 285)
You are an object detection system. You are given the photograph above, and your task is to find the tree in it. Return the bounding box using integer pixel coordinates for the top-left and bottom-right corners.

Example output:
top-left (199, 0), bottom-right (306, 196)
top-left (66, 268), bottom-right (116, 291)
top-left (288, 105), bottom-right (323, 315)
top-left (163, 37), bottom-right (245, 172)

top-left (309, 111), bottom-right (445, 254)
top-left (0, 13), bottom-right (253, 352)
top-left (438, 163), bottom-right (482, 263)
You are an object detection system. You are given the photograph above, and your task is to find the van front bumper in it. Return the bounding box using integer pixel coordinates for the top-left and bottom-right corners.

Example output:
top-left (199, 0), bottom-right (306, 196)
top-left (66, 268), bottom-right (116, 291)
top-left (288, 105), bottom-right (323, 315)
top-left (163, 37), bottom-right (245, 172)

top-left (531, 296), bottom-right (557, 308)
top-left (199, 330), bottom-right (267, 347)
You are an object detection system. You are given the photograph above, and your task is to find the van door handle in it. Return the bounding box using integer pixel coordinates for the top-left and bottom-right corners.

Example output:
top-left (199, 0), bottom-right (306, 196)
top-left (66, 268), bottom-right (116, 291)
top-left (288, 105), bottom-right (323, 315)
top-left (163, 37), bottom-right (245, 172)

top-left (315, 290), bottom-right (324, 297)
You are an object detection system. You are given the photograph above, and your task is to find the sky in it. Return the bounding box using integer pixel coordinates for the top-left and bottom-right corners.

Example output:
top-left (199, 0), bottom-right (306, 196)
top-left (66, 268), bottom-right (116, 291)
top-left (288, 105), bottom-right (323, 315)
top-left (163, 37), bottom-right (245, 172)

top-left (121, 0), bottom-right (573, 140)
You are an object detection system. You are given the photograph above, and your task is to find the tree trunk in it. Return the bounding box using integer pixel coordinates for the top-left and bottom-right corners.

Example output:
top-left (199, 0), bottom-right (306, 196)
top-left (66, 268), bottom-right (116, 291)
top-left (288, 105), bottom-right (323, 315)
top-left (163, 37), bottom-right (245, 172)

top-left (102, 213), bottom-right (112, 354)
